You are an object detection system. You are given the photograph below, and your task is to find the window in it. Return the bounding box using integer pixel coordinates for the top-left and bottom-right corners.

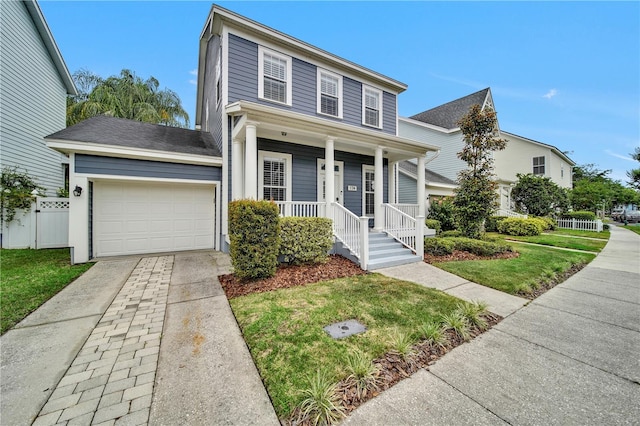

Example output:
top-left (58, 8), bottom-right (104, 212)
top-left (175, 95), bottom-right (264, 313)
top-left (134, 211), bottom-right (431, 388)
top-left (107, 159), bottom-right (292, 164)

top-left (362, 86), bottom-right (382, 128)
top-left (215, 48), bottom-right (222, 105)
top-left (317, 69), bottom-right (342, 118)
top-left (259, 151), bottom-right (292, 202)
top-left (363, 165), bottom-right (375, 217)
top-left (533, 156), bottom-right (545, 175)
top-left (258, 46), bottom-right (292, 105)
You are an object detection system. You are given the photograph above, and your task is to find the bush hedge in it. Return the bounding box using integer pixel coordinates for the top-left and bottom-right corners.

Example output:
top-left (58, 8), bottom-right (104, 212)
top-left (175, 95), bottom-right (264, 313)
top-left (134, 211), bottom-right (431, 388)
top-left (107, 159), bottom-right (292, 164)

top-left (532, 216), bottom-right (556, 231)
top-left (485, 216), bottom-right (508, 232)
top-left (424, 237), bottom-right (455, 255)
top-left (497, 217), bottom-right (544, 236)
top-left (562, 211), bottom-right (596, 221)
top-left (440, 230), bottom-right (463, 238)
top-left (425, 219), bottom-right (442, 235)
top-left (279, 217), bottom-right (333, 265)
top-left (228, 200), bottom-right (280, 280)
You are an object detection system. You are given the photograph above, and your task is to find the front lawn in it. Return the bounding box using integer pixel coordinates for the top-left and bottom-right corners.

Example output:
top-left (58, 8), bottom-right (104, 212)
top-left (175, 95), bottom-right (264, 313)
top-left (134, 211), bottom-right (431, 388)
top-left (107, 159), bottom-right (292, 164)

top-left (621, 225), bottom-right (640, 236)
top-left (433, 244), bottom-right (595, 296)
top-left (0, 249), bottom-right (92, 334)
top-left (229, 273), bottom-right (469, 420)
top-left (546, 228), bottom-right (610, 239)
top-left (488, 232), bottom-right (608, 252)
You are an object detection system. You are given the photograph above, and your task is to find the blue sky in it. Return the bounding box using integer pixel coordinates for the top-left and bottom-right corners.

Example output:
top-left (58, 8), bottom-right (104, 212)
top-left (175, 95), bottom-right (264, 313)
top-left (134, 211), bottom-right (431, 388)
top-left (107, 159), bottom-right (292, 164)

top-left (40, 1), bottom-right (639, 184)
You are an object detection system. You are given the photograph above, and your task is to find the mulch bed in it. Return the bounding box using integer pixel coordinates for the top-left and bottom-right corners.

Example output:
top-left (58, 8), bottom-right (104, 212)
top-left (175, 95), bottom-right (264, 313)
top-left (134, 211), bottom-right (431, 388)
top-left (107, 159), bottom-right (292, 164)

top-left (219, 255), bottom-right (366, 299)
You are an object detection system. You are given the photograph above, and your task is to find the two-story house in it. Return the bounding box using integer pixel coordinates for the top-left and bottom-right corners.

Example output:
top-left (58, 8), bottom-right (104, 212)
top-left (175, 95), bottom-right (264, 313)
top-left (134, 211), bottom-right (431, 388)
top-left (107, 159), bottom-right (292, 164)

top-left (398, 88), bottom-right (575, 213)
top-left (47, 5), bottom-right (437, 269)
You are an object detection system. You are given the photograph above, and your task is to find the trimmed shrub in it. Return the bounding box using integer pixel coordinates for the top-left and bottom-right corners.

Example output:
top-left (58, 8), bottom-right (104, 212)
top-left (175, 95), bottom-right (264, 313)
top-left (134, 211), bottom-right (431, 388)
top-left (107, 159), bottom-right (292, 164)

top-left (228, 200), bottom-right (280, 280)
top-left (427, 197), bottom-right (457, 231)
top-left (485, 216), bottom-right (508, 232)
top-left (424, 237), bottom-right (455, 256)
top-left (563, 211), bottom-right (596, 221)
top-left (497, 217), bottom-right (544, 236)
top-left (440, 230), bottom-right (463, 238)
top-left (448, 237), bottom-right (514, 256)
top-left (425, 219), bottom-right (441, 235)
top-left (280, 217), bottom-right (333, 265)
top-left (532, 216), bottom-right (556, 231)
top-left (603, 223), bottom-right (610, 230)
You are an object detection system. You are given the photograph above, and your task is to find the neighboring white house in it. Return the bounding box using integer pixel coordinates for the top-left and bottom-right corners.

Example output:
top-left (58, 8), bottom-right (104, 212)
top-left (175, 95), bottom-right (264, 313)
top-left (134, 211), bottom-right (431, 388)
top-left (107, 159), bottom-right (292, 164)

top-left (398, 88), bottom-right (575, 212)
top-left (0, 0), bottom-right (77, 194)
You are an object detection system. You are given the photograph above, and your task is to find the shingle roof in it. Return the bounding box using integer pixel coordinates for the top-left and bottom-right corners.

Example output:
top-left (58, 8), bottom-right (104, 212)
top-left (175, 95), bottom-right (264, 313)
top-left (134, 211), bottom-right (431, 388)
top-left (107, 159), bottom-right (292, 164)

top-left (398, 161), bottom-right (457, 186)
top-left (409, 88), bottom-right (490, 130)
top-left (46, 115), bottom-right (221, 157)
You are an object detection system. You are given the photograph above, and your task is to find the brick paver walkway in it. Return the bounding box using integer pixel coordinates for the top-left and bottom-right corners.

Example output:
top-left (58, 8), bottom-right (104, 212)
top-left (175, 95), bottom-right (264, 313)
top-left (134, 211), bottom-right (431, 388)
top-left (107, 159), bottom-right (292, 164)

top-left (33, 256), bottom-right (173, 426)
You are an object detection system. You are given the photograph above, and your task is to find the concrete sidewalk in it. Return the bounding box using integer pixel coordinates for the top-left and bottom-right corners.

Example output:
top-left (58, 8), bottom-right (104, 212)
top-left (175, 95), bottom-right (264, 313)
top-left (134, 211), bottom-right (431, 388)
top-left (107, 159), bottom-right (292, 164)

top-left (344, 225), bottom-right (640, 425)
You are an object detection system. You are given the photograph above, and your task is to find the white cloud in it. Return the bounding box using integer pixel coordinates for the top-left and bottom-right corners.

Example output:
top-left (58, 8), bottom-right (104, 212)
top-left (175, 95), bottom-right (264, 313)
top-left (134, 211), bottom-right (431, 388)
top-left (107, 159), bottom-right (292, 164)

top-left (543, 89), bottom-right (558, 99)
top-left (189, 69), bottom-right (197, 85)
top-left (605, 149), bottom-right (635, 162)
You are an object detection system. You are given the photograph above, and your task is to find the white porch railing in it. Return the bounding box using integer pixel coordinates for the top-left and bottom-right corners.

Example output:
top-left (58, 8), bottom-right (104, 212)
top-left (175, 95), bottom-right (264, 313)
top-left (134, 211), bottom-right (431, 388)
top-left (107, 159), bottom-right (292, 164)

top-left (496, 209), bottom-right (528, 218)
top-left (331, 202), bottom-right (369, 270)
top-left (557, 218), bottom-right (603, 232)
top-left (382, 204), bottom-right (424, 255)
top-left (389, 203), bottom-right (420, 219)
top-left (274, 201), bottom-right (325, 218)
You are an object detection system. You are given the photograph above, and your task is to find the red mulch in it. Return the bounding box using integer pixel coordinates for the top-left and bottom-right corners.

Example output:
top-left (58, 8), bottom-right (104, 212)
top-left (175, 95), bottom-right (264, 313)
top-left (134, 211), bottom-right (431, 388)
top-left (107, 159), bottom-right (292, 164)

top-left (424, 249), bottom-right (520, 264)
top-left (219, 255), bottom-right (366, 299)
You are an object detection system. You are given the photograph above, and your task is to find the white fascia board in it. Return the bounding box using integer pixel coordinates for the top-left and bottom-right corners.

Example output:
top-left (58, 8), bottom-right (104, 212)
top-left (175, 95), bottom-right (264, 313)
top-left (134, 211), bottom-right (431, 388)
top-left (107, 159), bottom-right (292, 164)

top-left (399, 116), bottom-right (459, 134)
top-left (501, 131), bottom-right (576, 166)
top-left (76, 174), bottom-right (219, 186)
top-left (46, 139), bottom-right (222, 167)
top-left (226, 101), bottom-right (440, 154)
top-left (210, 5), bottom-right (407, 94)
top-left (398, 168), bottom-right (457, 189)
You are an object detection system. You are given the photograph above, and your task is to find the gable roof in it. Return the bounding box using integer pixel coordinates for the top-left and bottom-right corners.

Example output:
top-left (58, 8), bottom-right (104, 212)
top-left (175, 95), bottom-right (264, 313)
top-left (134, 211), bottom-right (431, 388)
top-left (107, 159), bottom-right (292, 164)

top-left (501, 130), bottom-right (575, 166)
top-left (24, 0), bottom-right (76, 95)
top-left (409, 88), bottom-right (491, 130)
top-left (46, 115), bottom-right (221, 157)
top-left (398, 160), bottom-right (457, 187)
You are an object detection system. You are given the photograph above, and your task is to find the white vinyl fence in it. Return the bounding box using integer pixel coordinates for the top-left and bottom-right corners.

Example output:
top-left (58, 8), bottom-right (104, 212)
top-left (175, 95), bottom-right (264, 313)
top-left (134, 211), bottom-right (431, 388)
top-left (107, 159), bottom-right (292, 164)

top-left (1, 197), bottom-right (69, 249)
top-left (556, 218), bottom-right (603, 232)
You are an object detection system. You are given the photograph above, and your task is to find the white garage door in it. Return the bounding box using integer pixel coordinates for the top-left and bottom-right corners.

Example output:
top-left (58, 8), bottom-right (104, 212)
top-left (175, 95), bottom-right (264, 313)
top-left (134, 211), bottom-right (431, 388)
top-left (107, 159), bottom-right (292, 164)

top-left (94, 181), bottom-right (215, 257)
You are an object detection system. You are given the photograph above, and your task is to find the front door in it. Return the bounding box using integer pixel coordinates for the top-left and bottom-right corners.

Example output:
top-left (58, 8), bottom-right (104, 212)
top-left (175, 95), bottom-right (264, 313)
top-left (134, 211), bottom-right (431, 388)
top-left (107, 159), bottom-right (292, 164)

top-left (317, 159), bottom-right (344, 204)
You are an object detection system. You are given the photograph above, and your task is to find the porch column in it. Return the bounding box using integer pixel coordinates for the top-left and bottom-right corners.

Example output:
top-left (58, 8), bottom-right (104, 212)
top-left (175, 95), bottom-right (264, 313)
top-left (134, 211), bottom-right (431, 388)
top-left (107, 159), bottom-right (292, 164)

top-left (388, 161), bottom-right (397, 205)
top-left (325, 137), bottom-right (335, 217)
top-left (374, 146), bottom-right (384, 230)
top-left (232, 138), bottom-right (244, 200)
top-left (244, 123), bottom-right (258, 199)
top-left (417, 154), bottom-right (426, 218)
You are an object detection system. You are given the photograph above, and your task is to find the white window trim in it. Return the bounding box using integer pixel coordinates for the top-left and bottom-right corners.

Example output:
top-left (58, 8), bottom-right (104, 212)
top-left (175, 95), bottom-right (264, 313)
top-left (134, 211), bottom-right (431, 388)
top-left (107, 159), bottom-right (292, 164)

top-left (258, 150), bottom-right (292, 202)
top-left (215, 47), bottom-right (222, 107)
top-left (316, 68), bottom-right (343, 119)
top-left (258, 46), bottom-right (292, 106)
top-left (362, 85), bottom-right (383, 129)
top-left (362, 165), bottom-right (375, 217)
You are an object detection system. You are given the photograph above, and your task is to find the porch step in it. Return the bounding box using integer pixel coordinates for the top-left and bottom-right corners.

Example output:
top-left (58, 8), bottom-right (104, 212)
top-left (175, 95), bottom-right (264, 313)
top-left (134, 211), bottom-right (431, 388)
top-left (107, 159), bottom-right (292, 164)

top-left (367, 232), bottom-right (422, 271)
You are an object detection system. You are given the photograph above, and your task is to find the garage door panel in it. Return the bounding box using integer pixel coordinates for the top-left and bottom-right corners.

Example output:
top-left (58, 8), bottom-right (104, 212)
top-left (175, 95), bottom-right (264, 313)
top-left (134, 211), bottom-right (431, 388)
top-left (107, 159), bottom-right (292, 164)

top-left (94, 181), bottom-right (215, 257)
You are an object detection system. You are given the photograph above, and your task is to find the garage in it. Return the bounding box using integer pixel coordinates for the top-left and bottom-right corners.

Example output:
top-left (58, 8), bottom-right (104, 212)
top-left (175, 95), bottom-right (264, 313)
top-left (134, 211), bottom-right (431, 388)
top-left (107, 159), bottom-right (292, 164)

top-left (93, 180), bottom-right (216, 257)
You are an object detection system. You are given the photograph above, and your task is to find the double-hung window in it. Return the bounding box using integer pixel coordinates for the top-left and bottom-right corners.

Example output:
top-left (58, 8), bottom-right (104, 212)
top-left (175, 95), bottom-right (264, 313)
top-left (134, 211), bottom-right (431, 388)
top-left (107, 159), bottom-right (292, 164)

top-left (317, 69), bottom-right (342, 118)
top-left (533, 156), bottom-right (545, 175)
top-left (258, 46), bottom-right (292, 105)
top-left (259, 151), bottom-right (292, 202)
top-left (363, 165), bottom-right (375, 217)
top-left (362, 86), bottom-right (382, 128)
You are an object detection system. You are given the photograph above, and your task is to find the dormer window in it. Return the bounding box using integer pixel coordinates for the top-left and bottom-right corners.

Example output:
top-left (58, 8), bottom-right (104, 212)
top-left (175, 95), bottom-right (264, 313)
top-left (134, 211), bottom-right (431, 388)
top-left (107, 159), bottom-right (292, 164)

top-left (317, 69), bottom-right (342, 118)
top-left (362, 86), bottom-right (382, 128)
top-left (258, 46), bottom-right (292, 105)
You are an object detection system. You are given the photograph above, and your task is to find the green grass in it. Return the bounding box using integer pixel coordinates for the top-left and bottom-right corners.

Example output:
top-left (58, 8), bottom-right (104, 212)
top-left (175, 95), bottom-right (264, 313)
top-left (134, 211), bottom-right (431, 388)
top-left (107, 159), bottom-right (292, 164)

top-left (434, 244), bottom-right (595, 295)
top-left (621, 225), bottom-right (640, 236)
top-left (547, 228), bottom-right (610, 239)
top-left (229, 273), bottom-right (464, 419)
top-left (487, 232), bottom-right (607, 252)
top-left (1, 249), bottom-right (92, 334)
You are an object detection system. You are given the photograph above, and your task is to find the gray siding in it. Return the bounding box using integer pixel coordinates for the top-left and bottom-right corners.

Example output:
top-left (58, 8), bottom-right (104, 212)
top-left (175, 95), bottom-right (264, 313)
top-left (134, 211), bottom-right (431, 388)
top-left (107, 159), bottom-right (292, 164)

top-left (76, 155), bottom-right (222, 181)
top-left (0, 0), bottom-right (69, 194)
top-left (202, 35), bottom-right (223, 153)
top-left (227, 33), bottom-right (397, 134)
top-left (257, 139), bottom-right (387, 217)
top-left (398, 172), bottom-right (417, 204)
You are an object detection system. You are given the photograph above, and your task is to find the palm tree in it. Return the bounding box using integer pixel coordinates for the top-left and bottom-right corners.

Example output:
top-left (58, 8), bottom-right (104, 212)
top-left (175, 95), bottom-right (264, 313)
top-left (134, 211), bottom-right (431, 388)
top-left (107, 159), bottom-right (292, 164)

top-left (67, 69), bottom-right (190, 128)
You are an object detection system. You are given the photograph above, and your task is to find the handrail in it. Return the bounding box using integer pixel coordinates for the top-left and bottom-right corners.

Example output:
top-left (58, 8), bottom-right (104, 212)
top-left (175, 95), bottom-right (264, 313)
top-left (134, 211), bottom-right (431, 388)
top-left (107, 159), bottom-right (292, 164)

top-left (331, 202), bottom-right (363, 259)
top-left (274, 201), bottom-right (325, 217)
top-left (496, 209), bottom-right (528, 218)
top-left (382, 203), bottom-right (423, 255)
top-left (388, 203), bottom-right (420, 219)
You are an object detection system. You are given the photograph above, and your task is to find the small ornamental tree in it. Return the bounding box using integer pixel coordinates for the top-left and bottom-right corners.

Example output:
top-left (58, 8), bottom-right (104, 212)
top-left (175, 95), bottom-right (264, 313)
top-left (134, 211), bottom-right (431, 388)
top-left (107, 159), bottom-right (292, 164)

top-left (453, 105), bottom-right (506, 239)
top-left (626, 147), bottom-right (640, 190)
top-left (1, 167), bottom-right (45, 226)
top-left (511, 173), bottom-right (569, 216)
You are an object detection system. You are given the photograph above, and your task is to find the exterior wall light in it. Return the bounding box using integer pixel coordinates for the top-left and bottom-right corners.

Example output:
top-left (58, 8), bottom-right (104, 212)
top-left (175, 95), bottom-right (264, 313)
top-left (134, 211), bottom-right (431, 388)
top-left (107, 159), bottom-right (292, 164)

top-left (73, 185), bottom-right (83, 197)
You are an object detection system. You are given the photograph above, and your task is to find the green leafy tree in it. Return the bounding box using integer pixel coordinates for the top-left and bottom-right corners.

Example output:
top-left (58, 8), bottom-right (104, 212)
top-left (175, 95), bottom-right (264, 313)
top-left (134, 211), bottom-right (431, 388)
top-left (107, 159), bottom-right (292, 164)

top-left (453, 105), bottom-right (507, 239)
top-left (1, 167), bottom-right (45, 226)
top-left (571, 164), bottom-right (639, 212)
top-left (66, 69), bottom-right (189, 128)
top-left (627, 147), bottom-right (640, 190)
top-left (511, 173), bottom-right (569, 216)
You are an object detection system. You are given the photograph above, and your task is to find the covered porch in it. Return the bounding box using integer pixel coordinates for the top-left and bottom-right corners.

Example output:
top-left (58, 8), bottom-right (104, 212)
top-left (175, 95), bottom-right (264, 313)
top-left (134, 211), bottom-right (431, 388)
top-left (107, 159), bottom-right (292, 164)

top-left (226, 101), bottom-right (439, 269)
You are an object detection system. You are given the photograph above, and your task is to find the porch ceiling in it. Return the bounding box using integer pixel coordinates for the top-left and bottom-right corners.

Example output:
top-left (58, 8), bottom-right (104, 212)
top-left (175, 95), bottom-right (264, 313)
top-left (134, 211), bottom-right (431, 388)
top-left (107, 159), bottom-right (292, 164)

top-left (226, 101), bottom-right (439, 162)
